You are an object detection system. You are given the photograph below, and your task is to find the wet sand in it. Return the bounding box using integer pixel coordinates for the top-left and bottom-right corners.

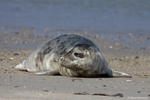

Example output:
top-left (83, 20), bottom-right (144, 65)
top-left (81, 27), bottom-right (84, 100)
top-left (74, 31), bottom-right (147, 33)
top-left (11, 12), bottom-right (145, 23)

top-left (0, 27), bottom-right (150, 99)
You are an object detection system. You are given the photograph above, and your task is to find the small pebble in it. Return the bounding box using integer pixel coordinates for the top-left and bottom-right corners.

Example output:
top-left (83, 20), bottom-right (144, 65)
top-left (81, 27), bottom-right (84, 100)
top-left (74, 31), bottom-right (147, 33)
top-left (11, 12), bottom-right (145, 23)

top-left (109, 46), bottom-right (113, 49)
top-left (0, 58), bottom-right (3, 61)
top-left (134, 56), bottom-right (139, 59)
top-left (9, 58), bottom-right (14, 60)
top-left (147, 37), bottom-right (150, 40)
top-left (43, 90), bottom-right (49, 92)
top-left (14, 86), bottom-right (20, 88)
top-left (115, 42), bottom-right (120, 47)
top-left (74, 92), bottom-right (89, 95)
top-left (113, 93), bottom-right (124, 97)
top-left (119, 58), bottom-right (123, 61)
top-left (137, 91), bottom-right (141, 93)
top-left (14, 32), bottom-right (20, 35)
top-left (124, 56), bottom-right (129, 59)
top-left (126, 80), bottom-right (132, 82)
top-left (13, 52), bottom-right (20, 56)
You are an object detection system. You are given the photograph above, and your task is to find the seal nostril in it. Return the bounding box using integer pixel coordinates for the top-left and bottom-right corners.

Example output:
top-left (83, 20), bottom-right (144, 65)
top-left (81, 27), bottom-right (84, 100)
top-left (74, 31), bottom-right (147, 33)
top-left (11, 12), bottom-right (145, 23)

top-left (74, 53), bottom-right (84, 58)
top-left (60, 57), bottom-right (64, 61)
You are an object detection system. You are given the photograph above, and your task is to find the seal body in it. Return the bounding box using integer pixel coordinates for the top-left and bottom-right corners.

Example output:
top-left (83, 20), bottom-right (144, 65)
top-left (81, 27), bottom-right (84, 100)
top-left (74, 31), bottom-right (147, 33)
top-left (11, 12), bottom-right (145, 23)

top-left (15, 34), bottom-right (113, 77)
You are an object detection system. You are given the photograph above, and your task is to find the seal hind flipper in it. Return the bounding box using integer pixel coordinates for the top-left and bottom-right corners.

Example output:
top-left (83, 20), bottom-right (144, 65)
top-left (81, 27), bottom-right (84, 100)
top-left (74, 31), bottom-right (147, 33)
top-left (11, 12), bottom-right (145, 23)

top-left (112, 70), bottom-right (132, 78)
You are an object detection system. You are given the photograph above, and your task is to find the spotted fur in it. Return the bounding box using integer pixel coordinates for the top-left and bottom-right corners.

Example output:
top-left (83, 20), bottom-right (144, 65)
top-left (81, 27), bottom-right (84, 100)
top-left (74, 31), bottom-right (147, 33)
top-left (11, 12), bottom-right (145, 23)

top-left (15, 34), bottom-right (114, 77)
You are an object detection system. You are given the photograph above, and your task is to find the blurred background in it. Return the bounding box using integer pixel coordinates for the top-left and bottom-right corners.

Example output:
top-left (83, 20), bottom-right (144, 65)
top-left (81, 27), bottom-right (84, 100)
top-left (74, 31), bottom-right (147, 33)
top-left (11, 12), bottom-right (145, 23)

top-left (0, 0), bottom-right (150, 50)
top-left (0, 0), bottom-right (150, 33)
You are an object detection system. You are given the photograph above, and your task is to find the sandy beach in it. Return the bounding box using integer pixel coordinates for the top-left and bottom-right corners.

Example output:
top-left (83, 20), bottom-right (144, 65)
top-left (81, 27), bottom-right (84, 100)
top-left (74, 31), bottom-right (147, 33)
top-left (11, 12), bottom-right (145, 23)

top-left (1, 0), bottom-right (150, 99)
top-left (0, 27), bottom-right (150, 100)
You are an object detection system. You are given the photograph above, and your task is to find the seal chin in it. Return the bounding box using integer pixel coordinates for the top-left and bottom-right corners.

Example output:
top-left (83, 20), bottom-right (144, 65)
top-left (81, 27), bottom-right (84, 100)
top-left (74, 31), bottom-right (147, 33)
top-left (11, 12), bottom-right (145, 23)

top-left (59, 66), bottom-right (97, 77)
top-left (59, 58), bottom-right (99, 77)
top-left (59, 66), bottom-right (79, 77)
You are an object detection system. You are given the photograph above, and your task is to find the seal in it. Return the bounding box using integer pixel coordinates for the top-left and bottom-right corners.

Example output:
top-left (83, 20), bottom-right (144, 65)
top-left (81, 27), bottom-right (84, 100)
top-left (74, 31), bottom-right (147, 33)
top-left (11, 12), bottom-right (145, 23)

top-left (15, 34), bottom-right (131, 77)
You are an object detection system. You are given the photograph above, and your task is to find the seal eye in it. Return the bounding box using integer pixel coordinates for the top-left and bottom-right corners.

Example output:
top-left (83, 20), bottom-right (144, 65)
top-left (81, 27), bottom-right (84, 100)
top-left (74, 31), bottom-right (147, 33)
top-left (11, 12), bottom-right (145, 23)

top-left (74, 53), bottom-right (84, 58)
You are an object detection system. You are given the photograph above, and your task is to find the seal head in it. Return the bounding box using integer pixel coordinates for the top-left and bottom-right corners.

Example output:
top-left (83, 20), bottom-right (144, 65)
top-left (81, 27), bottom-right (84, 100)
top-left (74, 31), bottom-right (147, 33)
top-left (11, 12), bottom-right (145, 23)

top-left (57, 36), bottom-right (113, 77)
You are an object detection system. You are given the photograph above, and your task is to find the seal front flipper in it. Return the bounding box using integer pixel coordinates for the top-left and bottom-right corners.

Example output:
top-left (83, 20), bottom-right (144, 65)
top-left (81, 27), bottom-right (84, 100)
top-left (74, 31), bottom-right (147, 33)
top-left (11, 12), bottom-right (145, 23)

top-left (33, 70), bottom-right (59, 75)
top-left (15, 60), bottom-right (27, 71)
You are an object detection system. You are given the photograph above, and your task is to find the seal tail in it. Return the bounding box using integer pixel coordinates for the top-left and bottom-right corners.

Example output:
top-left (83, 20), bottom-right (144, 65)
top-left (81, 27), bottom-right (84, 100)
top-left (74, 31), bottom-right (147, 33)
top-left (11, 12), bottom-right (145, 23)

top-left (112, 70), bottom-right (132, 78)
top-left (15, 60), bottom-right (27, 71)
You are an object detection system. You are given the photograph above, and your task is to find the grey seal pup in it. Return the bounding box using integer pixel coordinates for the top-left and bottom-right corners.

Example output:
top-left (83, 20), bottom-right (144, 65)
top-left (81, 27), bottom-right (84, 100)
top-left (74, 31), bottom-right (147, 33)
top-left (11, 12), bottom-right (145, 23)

top-left (15, 34), bottom-right (131, 77)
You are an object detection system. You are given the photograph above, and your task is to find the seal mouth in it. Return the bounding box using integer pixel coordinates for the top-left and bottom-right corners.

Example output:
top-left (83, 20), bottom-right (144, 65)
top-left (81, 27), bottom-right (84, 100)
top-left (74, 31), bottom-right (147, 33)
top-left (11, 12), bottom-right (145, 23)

top-left (67, 66), bottom-right (86, 72)
top-left (59, 57), bottom-right (89, 74)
